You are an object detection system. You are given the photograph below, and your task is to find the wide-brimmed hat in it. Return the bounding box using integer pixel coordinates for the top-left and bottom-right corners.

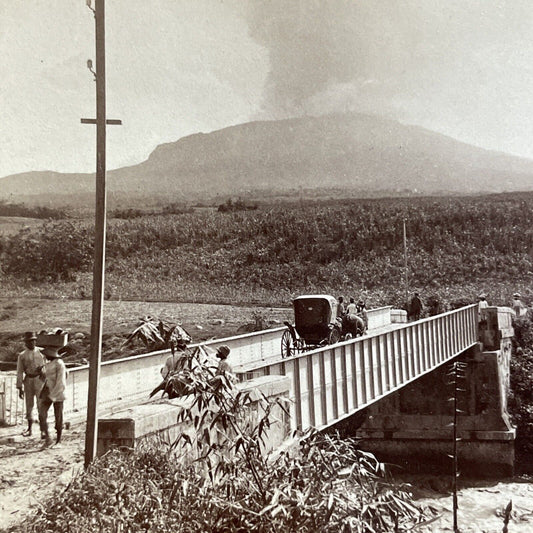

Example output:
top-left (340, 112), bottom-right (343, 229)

top-left (23, 331), bottom-right (37, 341)
top-left (513, 292), bottom-right (521, 298)
top-left (479, 294), bottom-right (487, 299)
top-left (216, 345), bottom-right (230, 358)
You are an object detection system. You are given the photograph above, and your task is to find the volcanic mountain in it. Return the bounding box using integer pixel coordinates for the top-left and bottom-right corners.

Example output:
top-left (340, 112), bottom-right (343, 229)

top-left (2, 112), bottom-right (533, 203)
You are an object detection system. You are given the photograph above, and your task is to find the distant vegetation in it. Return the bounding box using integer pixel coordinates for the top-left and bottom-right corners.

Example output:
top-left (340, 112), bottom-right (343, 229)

top-left (0, 221), bottom-right (92, 282)
top-left (0, 200), bottom-right (66, 219)
top-left (217, 197), bottom-right (258, 212)
top-left (110, 207), bottom-right (146, 219)
top-left (0, 193), bottom-right (532, 307)
top-left (111, 203), bottom-right (194, 219)
top-left (161, 202), bottom-right (195, 215)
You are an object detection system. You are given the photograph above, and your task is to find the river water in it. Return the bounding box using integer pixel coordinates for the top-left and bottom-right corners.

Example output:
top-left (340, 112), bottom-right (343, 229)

top-left (406, 475), bottom-right (533, 532)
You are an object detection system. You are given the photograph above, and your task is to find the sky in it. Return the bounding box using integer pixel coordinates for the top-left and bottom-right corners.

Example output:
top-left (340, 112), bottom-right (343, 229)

top-left (2, 0), bottom-right (533, 179)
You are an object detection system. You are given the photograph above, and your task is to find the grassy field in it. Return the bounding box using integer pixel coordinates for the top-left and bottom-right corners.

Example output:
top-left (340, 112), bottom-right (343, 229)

top-left (1, 193), bottom-right (532, 303)
top-left (1, 193), bottom-right (532, 363)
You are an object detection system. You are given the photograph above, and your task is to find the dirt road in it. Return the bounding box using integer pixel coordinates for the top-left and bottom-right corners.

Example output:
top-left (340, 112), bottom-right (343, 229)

top-left (0, 423), bottom-right (85, 530)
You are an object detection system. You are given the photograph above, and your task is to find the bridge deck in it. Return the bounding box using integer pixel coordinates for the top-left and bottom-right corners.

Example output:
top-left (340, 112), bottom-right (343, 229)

top-left (234, 321), bottom-right (404, 374)
top-left (235, 305), bottom-right (478, 432)
top-left (1, 305), bottom-right (479, 430)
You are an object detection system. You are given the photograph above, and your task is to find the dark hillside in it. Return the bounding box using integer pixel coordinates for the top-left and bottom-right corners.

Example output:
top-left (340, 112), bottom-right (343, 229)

top-left (1, 113), bottom-right (533, 204)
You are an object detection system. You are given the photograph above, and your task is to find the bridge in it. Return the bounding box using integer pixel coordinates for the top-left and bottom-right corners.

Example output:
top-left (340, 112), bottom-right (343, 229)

top-left (235, 305), bottom-right (479, 432)
top-left (1, 304), bottom-right (515, 474)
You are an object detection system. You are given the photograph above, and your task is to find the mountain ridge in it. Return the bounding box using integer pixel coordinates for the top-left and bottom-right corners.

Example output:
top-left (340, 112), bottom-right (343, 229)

top-left (2, 112), bottom-right (533, 202)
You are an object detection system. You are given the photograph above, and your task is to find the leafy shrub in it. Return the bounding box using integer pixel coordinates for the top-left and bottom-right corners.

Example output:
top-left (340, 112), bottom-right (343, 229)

top-left (111, 208), bottom-right (146, 219)
top-left (448, 298), bottom-right (471, 310)
top-left (0, 200), bottom-right (67, 219)
top-left (426, 295), bottom-right (445, 316)
top-left (14, 351), bottom-right (433, 532)
top-left (161, 203), bottom-right (194, 215)
top-left (1, 221), bottom-right (93, 281)
top-left (509, 312), bottom-right (533, 457)
top-left (218, 197), bottom-right (258, 212)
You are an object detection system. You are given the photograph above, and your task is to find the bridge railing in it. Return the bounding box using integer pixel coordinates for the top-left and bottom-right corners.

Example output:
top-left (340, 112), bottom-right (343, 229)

top-left (366, 306), bottom-right (392, 329)
top-left (65, 326), bottom-right (285, 421)
top-left (1, 306), bottom-right (478, 429)
top-left (236, 305), bottom-right (478, 432)
top-left (0, 326), bottom-right (286, 425)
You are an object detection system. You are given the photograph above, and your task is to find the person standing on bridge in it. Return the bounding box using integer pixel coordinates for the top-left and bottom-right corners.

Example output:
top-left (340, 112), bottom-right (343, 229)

top-left (38, 347), bottom-right (68, 447)
top-left (478, 294), bottom-right (490, 325)
top-left (478, 294), bottom-right (489, 311)
top-left (161, 338), bottom-right (190, 379)
top-left (337, 296), bottom-right (346, 318)
top-left (16, 332), bottom-right (46, 437)
top-left (210, 345), bottom-right (234, 390)
top-left (214, 345), bottom-right (232, 376)
top-left (511, 293), bottom-right (527, 317)
top-left (357, 299), bottom-right (368, 331)
top-left (346, 297), bottom-right (357, 315)
top-left (409, 292), bottom-right (423, 321)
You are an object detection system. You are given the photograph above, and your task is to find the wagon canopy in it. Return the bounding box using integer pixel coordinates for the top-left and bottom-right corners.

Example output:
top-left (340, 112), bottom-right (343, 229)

top-left (292, 295), bottom-right (338, 344)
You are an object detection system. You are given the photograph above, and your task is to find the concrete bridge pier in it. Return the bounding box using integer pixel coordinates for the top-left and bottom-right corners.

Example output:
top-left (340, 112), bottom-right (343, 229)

top-left (349, 307), bottom-right (515, 477)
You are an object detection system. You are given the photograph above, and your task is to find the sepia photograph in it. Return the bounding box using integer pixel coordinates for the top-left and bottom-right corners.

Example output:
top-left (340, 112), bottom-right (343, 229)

top-left (1, 1), bottom-right (532, 531)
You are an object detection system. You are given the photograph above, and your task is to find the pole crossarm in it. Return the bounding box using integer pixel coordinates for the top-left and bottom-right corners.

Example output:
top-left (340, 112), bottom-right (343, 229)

top-left (81, 118), bottom-right (122, 125)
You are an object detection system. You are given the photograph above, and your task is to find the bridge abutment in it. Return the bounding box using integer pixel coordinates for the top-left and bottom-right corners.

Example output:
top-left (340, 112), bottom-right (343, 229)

top-left (96, 375), bottom-right (291, 457)
top-left (350, 307), bottom-right (515, 477)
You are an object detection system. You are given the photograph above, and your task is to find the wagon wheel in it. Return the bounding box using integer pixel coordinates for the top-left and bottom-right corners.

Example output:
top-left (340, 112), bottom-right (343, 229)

top-left (327, 328), bottom-right (341, 345)
top-left (281, 329), bottom-right (296, 358)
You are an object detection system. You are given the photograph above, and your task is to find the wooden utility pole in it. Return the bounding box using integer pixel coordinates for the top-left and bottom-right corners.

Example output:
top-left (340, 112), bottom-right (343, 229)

top-left (403, 219), bottom-right (409, 305)
top-left (82, 0), bottom-right (121, 468)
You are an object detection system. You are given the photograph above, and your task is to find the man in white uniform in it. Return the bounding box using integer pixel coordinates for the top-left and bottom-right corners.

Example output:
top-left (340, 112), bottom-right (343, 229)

top-left (16, 332), bottom-right (45, 437)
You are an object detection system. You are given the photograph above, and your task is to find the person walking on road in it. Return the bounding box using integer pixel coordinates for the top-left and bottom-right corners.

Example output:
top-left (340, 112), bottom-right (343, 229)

top-left (16, 332), bottom-right (45, 437)
top-left (39, 347), bottom-right (68, 446)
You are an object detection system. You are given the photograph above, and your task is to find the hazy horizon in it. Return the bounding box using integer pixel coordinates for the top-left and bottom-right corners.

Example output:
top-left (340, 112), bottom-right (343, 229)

top-left (2, 1), bottom-right (533, 182)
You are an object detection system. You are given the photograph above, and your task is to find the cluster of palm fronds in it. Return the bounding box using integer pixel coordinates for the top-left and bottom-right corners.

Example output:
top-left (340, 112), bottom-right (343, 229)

top-left (121, 316), bottom-right (192, 354)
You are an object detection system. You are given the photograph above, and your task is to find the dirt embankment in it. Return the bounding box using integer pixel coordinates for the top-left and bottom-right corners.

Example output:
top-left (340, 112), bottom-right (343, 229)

top-left (0, 298), bottom-right (292, 366)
